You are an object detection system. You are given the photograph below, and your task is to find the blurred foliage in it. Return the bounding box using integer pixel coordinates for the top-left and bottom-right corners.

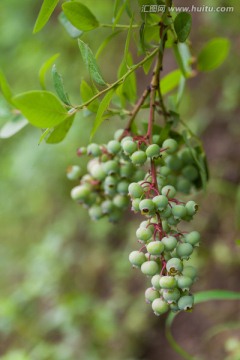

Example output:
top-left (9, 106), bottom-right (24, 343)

top-left (0, 0), bottom-right (239, 359)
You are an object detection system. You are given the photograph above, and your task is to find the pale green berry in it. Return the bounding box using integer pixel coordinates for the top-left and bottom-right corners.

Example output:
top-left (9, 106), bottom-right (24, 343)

top-left (156, 176), bottom-right (167, 189)
top-left (136, 227), bottom-right (152, 242)
top-left (122, 140), bottom-right (138, 155)
top-left (121, 136), bottom-right (133, 144)
top-left (71, 184), bottom-right (91, 202)
top-left (102, 160), bottom-right (119, 175)
top-left (146, 144), bottom-right (160, 159)
top-left (139, 199), bottom-right (155, 215)
top-left (130, 150), bottom-right (147, 166)
top-left (162, 220), bottom-right (171, 233)
top-left (107, 140), bottom-right (121, 154)
top-left (176, 177), bottom-right (192, 194)
top-left (152, 195), bottom-right (168, 211)
top-left (147, 241), bottom-right (164, 256)
top-left (77, 146), bottom-right (87, 156)
top-left (178, 295), bottom-right (194, 311)
top-left (152, 298), bottom-right (169, 316)
top-left (161, 185), bottom-right (176, 198)
top-left (161, 205), bottom-right (172, 219)
top-left (172, 205), bottom-right (187, 219)
top-left (162, 138), bottom-right (178, 154)
top-left (114, 128), bottom-right (125, 140)
top-left (179, 148), bottom-right (194, 165)
top-left (129, 251), bottom-right (146, 268)
top-left (104, 175), bottom-right (118, 189)
top-left (159, 276), bottom-right (177, 289)
top-left (113, 195), bottom-right (129, 209)
top-left (145, 288), bottom-right (160, 303)
top-left (66, 165), bottom-right (81, 180)
top-left (162, 236), bottom-right (177, 251)
top-left (141, 261), bottom-right (159, 276)
top-left (182, 165), bottom-right (198, 181)
top-left (185, 201), bottom-right (199, 216)
top-left (167, 216), bottom-right (180, 226)
top-left (165, 155), bottom-right (183, 171)
top-left (166, 258), bottom-right (183, 275)
top-left (88, 205), bottom-right (103, 220)
top-left (101, 200), bottom-right (114, 214)
top-left (151, 274), bottom-right (161, 290)
top-left (87, 143), bottom-right (102, 157)
top-left (132, 169), bottom-right (146, 182)
top-left (166, 174), bottom-right (178, 187)
top-left (89, 162), bottom-right (106, 181)
top-left (117, 180), bottom-right (129, 195)
top-left (128, 182), bottom-right (144, 198)
top-left (153, 134), bottom-right (160, 144)
top-left (131, 198), bottom-right (141, 212)
top-left (120, 163), bottom-right (135, 178)
top-left (170, 303), bottom-right (180, 312)
top-left (182, 266), bottom-right (197, 280)
top-left (159, 166), bottom-right (171, 177)
top-left (185, 231), bottom-right (200, 246)
top-left (163, 288), bottom-right (181, 304)
top-left (176, 243), bottom-right (194, 259)
top-left (177, 276), bottom-right (193, 291)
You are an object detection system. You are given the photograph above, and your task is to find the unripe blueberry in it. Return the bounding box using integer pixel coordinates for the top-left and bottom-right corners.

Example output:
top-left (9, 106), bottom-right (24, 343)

top-left (141, 261), bottom-right (159, 276)
top-left (177, 276), bottom-right (193, 291)
top-left (178, 295), bottom-right (194, 311)
top-left (185, 231), bottom-right (200, 246)
top-left (131, 198), bottom-right (141, 212)
top-left (88, 205), bottom-right (103, 220)
top-left (128, 182), bottom-right (144, 198)
top-left (159, 166), bottom-right (171, 177)
top-left (146, 144), bottom-right (161, 159)
top-left (120, 136), bottom-right (133, 144)
top-left (170, 303), bottom-right (180, 312)
top-left (162, 138), bottom-right (178, 154)
top-left (163, 288), bottom-right (181, 304)
top-left (153, 134), bottom-right (161, 144)
top-left (166, 174), bottom-right (178, 187)
top-left (132, 169), bottom-right (146, 182)
top-left (87, 143), bottom-right (102, 157)
top-left (102, 160), bottom-right (119, 175)
top-left (166, 258), bottom-right (183, 275)
top-left (107, 140), bottom-right (121, 154)
top-left (156, 176), bottom-right (167, 189)
top-left (152, 298), bottom-right (169, 316)
top-left (159, 276), bottom-right (177, 289)
top-left (162, 220), bottom-right (170, 233)
top-left (167, 216), bottom-right (180, 226)
top-left (104, 175), bottom-right (118, 189)
top-left (139, 199), bottom-right (155, 215)
top-left (182, 266), bottom-right (197, 280)
top-left (136, 227), bottom-right (152, 242)
top-left (113, 194), bottom-right (129, 209)
top-left (77, 146), bottom-right (87, 156)
top-left (120, 163), bottom-right (135, 178)
top-left (179, 148), bottom-right (194, 165)
top-left (114, 128), bottom-right (125, 140)
top-left (182, 165), bottom-right (198, 181)
top-left (161, 185), bottom-right (176, 198)
top-left (162, 236), bottom-right (177, 251)
top-left (89, 162), bottom-right (106, 181)
top-left (66, 165), bottom-right (81, 180)
top-left (172, 205), bottom-right (187, 219)
top-left (152, 195), bottom-right (168, 211)
top-left (145, 288), bottom-right (160, 303)
top-left (117, 180), bottom-right (129, 195)
top-left (176, 243), bottom-right (194, 259)
top-left (161, 205), bottom-right (172, 219)
top-left (84, 192), bottom-right (98, 207)
top-left (71, 184), bottom-right (91, 202)
top-left (108, 208), bottom-right (122, 223)
top-left (147, 241), bottom-right (164, 256)
top-left (129, 251), bottom-right (146, 268)
top-left (101, 200), bottom-right (114, 214)
top-left (176, 177), bottom-right (192, 194)
top-left (165, 155), bottom-right (183, 171)
top-left (151, 274), bottom-right (161, 290)
top-left (185, 201), bottom-right (199, 216)
top-left (130, 150), bottom-right (147, 166)
top-left (121, 140), bottom-right (138, 155)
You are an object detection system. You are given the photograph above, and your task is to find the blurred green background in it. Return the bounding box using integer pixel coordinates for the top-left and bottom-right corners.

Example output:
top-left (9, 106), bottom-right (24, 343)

top-left (0, 0), bottom-right (239, 359)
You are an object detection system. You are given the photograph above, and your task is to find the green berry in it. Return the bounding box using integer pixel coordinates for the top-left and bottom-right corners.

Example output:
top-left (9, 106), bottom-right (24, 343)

top-left (131, 198), bottom-right (141, 212)
top-left (101, 200), bottom-right (114, 214)
top-left (113, 194), bottom-right (129, 209)
top-left (77, 146), bottom-right (87, 156)
top-left (167, 216), bottom-right (180, 226)
top-left (165, 155), bottom-right (183, 171)
top-left (141, 261), bottom-right (159, 276)
top-left (108, 208), bottom-right (122, 223)
top-left (182, 165), bottom-right (198, 181)
top-left (159, 276), bottom-right (177, 289)
top-left (163, 288), bottom-right (181, 304)
top-left (120, 163), bottom-right (135, 178)
top-left (185, 231), bottom-right (200, 246)
top-left (162, 236), bottom-right (177, 251)
top-left (185, 201), bottom-right (199, 216)
top-left (178, 295), bottom-right (194, 311)
top-left (133, 169), bottom-right (146, 182)
top-left (162, 220), bottom-right (171, 233)
top-left (66, 165), bottom-right (81, 180)
top-left (161, 205), bottom-right (172, 219)
top-left (130, 150), bottom-right (147, 166)
top-left (71, 184), bottom-right (91, 202)
top-left (146, 144), bottom-right (160, 159)
top-left (107, 140), bottom-right (121, 154)
top-left (151, 274), bottom-right (161, 290)
top-left (117, 180), bottom-right (129, 195)
top-left (114, 128), bottom-right (124, 140)
top-left (161, 185), bottom-right (176, 198)
top-left (88, 205), bottom-right (103, 220)
top-left (122, 140), bottom-right (138, 155)
top-left (136, 227), bottom-right (152, 242)
top-left (89, 162), bottom-right (106, 181)
top-left (129, 251), bottom-right (146, 268)
top-left (170, 303), bottom-right (180, 312)
top-left (182, 266), bottom-right (197, 280)
top-left (172, 204), bottom-right (187, 219)
top-left (179, 148), bottom-right (194, 165)
top-left (102, 160), bottom-right (119, 175)
top-left (152, 298), bottom-right (169, 316)
top-left (176, 177), bottom-right (192, 194)
top-left (152, 195), bottom-right (168, 211)
top-left (104, 175), bottom-right (118, 189)
top-left (145, 288), bottom-right (160, 303)
top-left (166, 258), bottom-right (183, 275)
top-left (121, 136), bottom-right (133, 144)
top-left (128, 182), bottom-right (144, 198)
top-left (147, 241), bottom-right (164, 256)
top-left (87, 143), bottom-right (102, 157)
top-left (159, 166), bottom-right (171, 177)
top-left (139, 199), bottom-right (155, 215)
top-left (176, 243), bottom-right (194, 259)
top-left (177, 276), bottom-right (193, 291)
top-left (162, 138), bottom-right (178, 154)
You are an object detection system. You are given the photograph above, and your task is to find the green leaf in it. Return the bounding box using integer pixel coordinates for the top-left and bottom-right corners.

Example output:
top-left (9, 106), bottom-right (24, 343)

top-left (78, 40), bottom-right (106, 86)
top-left (0, 70), bottom-right (14, 105)
top-left (117, 53), bottom-right (136, 105)
top-left (39, 53), bottom-right (60, 90)
top-left (174, 12), bottom-right (192, 43)
top-left (62, 2), bottom-right (99, 32)
top-left (80, 80), bottom-right (99, 113)
top-left (90, 90), bottom-right (114, 139)
top-left (173, 43), bottom-right (192, 77)
top-left (46, 115), bottom-right (75, 143)
top-left (52, 65), bottom-right (71, 105)
top-left (33, 0), bottom-right (59, 33)
top-left (198, 38), bottom-right (230, 72)
top-left (13, 91), bottom-right (70, 128)
top-left (58, 12), bottom-right (83, 38)
top-left (95, 30), bottom-right (122, 59)
top-left (160, 70), bottom-right (182, 95)
top-left (0, 115), bottom-right (28, 138)
top-left (123, 17), bottom-right (133, 64)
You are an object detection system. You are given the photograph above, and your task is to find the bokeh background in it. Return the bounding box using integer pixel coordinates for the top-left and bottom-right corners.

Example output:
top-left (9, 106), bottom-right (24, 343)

top-left (0, 0), bottom-right (239, 359)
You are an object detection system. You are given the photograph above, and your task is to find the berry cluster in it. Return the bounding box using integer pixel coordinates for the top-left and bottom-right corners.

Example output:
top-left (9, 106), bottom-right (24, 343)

top-left (68, 129), bottom-right (201, 315)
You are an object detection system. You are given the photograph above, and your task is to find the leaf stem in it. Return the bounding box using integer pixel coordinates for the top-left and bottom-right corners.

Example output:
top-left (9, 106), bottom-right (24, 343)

top-left (100, 23), bottom-right (139, 29)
